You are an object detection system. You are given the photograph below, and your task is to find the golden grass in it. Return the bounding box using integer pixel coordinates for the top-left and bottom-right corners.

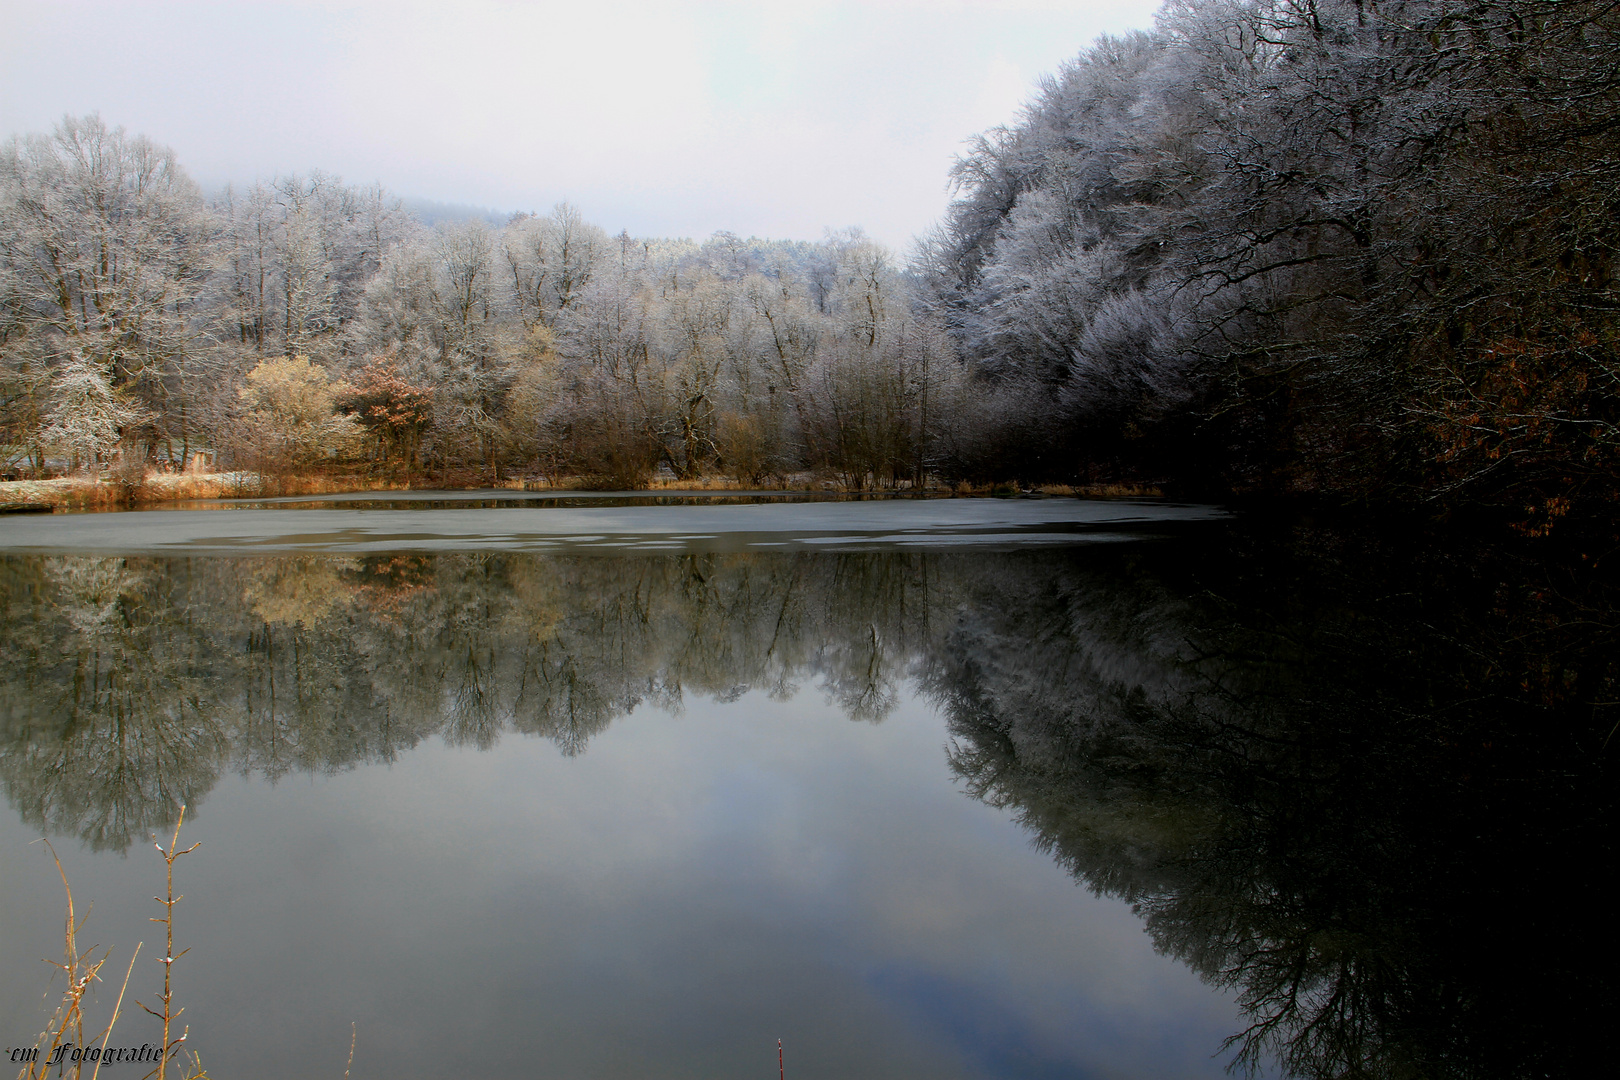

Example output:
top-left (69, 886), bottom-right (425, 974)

top-left (644, 475), bottom-right (817, 492)
top-left (15, 839), bottom-right (135, 1080)
top-left (947, 480), bottom-right (1163, 498)
top-left (0, 471), bottom-right (419, 510)
top-left (18, 810), bottom-right (207, 1080)
top-left (16, 808), bottom-right (369, 1080)
top-left (496, 474), bottom-right (1159, 497)
top-left (1, 476), bottom-right (122, 510)
top-left (1, 469), bottom-right (1164, 509)
top-left (502, 472), bottom-right (834, 492)
top-left (1040, 482), bottom-right (1164, 498)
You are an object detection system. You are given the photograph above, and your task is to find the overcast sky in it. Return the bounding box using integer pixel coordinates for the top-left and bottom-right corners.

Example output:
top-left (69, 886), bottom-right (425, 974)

top-left (0, 0), bottom-right (1162, 250)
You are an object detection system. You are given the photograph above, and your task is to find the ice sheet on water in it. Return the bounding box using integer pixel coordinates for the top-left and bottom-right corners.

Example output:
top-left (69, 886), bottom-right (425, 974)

top-left (0, 495), bottom-right (1228, 554)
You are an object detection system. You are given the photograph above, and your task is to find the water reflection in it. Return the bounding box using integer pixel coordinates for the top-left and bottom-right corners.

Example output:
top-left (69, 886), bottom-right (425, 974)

top-left (0, 551), bottom-right (946, 849)
top-left (928, 529), bottom-right (1618, 1079)
top-left (1, 529), bottom-right (1614, 1078)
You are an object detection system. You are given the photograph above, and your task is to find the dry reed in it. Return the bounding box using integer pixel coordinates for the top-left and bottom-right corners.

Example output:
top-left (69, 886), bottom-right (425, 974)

top-left (946, 480), bottom-right (1164, 498)
top-left (16, 840), bottom-right (130, 1080)
top-left (0, 470), bottom-right (418, 510)
top-left (15, 811), bottom-right (209, 1080)
top-left (136, 806), bottom-right (202, 1080)
top-left (1, 468), bottom-right (1163, 510)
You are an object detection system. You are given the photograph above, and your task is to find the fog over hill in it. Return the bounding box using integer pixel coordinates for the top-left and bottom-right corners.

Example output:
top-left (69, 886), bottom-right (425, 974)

top-left (398, 198), bottom-right (513, 229)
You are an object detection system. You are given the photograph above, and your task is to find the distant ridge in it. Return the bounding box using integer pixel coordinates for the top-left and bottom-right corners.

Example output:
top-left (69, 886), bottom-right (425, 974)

top-left (400, 197), bottom-right (512, 227)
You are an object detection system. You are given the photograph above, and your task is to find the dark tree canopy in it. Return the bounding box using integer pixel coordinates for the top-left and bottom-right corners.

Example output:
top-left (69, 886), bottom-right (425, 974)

top-left (923, 0), bottom-right (1620, 522)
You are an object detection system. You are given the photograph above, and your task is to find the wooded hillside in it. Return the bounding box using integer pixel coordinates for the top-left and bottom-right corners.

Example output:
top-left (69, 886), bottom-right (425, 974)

top-left (4, 1), bottom-right (1616, 523)
top-left (923, 0), bottom-right (1620, 526)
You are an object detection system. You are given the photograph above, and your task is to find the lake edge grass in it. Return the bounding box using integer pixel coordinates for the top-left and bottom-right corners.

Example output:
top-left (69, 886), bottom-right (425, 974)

top-left (18, 811), bottom-right (206, 1080)
top-left (0, 471), bottom-right (1165, 511)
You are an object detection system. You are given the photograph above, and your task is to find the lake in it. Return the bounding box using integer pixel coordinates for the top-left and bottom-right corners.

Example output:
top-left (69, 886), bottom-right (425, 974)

top-left (1, 494), bottom-right (1613, 1079)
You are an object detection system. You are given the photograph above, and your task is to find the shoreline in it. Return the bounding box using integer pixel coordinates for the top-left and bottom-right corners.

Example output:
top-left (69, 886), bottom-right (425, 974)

top-left (0, 472), bottom-right (1164, 512)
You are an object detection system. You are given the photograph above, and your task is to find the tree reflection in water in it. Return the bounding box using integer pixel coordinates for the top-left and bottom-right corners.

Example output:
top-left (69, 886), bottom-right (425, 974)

top-left (0, 550), bottom-right (942, 845)
top-left (0, 528), bottom-right (1613, 1078)
top-left (929, 528), bottom-right (1618, 1079)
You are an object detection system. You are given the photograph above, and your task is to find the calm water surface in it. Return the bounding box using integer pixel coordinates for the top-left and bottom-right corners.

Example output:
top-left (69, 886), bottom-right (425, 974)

top-left (1, 496), bottom-right (1613, 1078)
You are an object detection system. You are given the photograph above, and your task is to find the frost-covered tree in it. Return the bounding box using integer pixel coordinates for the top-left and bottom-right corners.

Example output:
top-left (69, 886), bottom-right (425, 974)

top-left (214, 172), bottom-right (414, 360)
top-left (926, 0), bottom-right (1620, 511)
top-left (356, 219), bottom-right (520, 474)
top-left (0, 114), bottom-right (215, 463)
top-left (502, 203), bottom-right (609, 331)
top-left (36, 354), bottom-right (150, 469)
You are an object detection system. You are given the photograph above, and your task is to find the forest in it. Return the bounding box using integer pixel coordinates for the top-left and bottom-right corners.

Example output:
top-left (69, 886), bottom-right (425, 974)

top-left (3, 0), bottom-right (1618, 523)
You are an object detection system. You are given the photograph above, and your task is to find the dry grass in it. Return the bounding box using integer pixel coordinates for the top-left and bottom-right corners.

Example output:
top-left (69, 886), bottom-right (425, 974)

top-left (946, 480), bottom-right (1163, 498)
top-left (204, 473), bottom-right (414, 499)
top-left (644, 475), bottom-right (815, 492)
top-left (503, 472), bottom-right (832, 493)
top-left (15, 840), bottom-right (136, 1080)
top-left (1040, 482), bottom-right (1164, 498)
top-left (135, 807), bottom-right (204, 1080)
top-left (1, 469), bottom-right (1165, 510)
top-left (646, 476), bottom-right (752, 491)
top-left (15, 812), bottom-right (369, 1080)
top-left (17, 812), bottom-right (208, 1080)
top-left (0, 473), bottom-right (249, 510)
top-left (1, 476), bottom-right (127, 510)
top-left (0, 471), bottom-right (419, 510)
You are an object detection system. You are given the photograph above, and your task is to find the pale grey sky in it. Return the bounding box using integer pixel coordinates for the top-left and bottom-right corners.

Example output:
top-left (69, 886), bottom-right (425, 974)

top-left (0, 0), bottom-right (1163, 249)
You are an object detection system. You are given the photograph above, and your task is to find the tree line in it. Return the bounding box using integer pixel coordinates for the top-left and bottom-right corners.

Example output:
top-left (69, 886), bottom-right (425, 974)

top-left (0, 118), bottom-right (964, 490)
top-left (921, 0), bottom-right (1620, 520)
top-left (5, 1), bottom-right (1618, 515)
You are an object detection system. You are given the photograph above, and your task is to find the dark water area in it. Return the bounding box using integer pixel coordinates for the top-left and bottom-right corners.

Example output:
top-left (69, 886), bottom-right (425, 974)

top-left (0, 501), bottom-right (1614, 1079)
